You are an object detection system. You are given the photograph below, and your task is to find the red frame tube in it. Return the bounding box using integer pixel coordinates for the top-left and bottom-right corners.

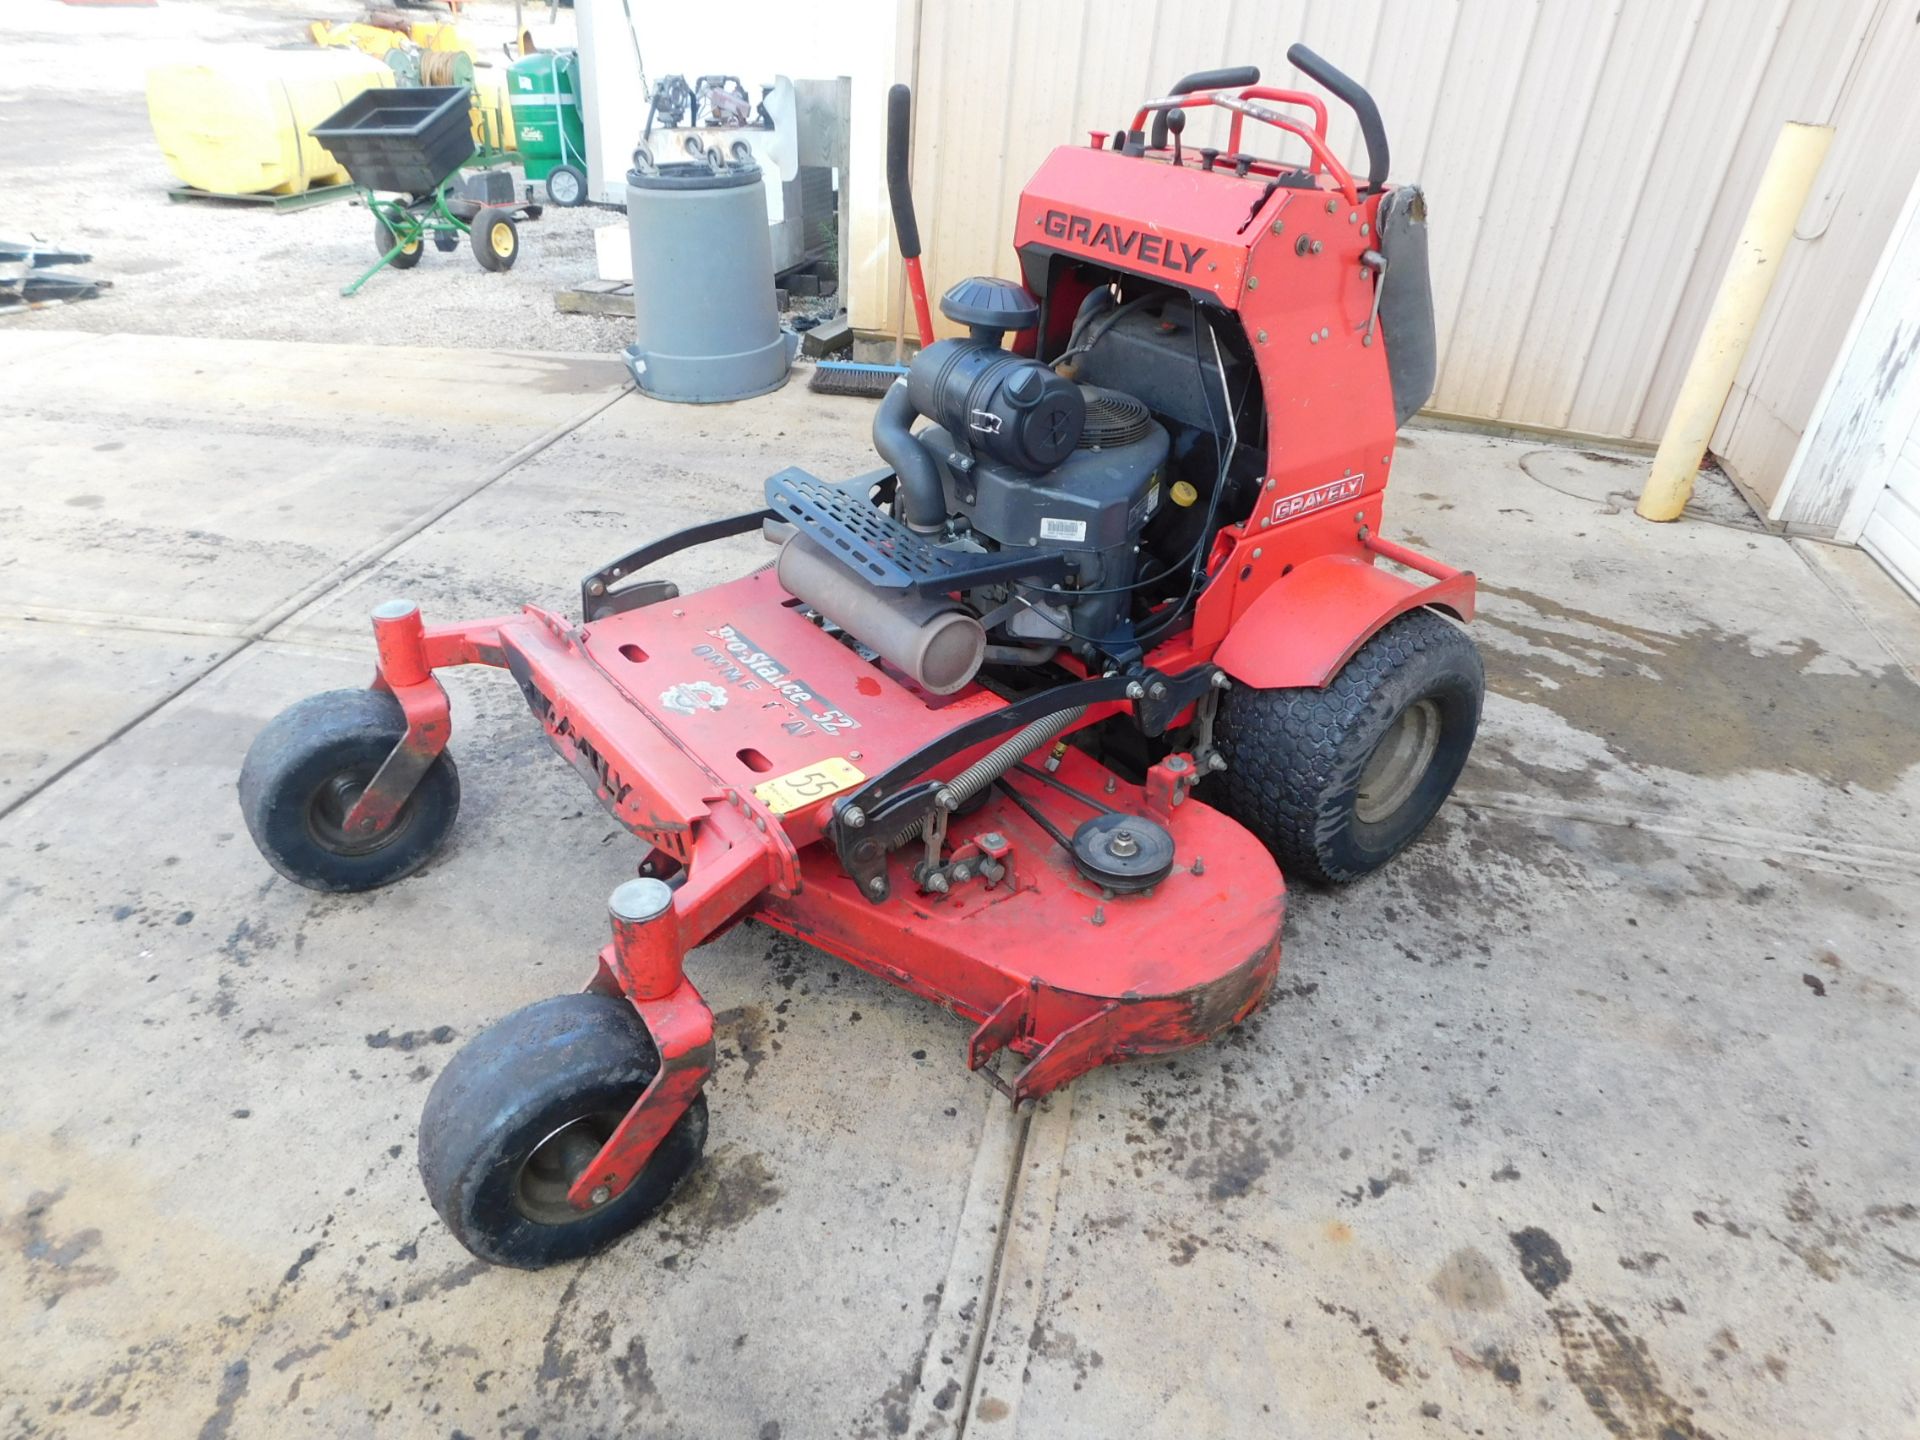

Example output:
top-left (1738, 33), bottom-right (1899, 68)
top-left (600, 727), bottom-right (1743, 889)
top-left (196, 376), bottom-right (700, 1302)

top-left (1128, 85), bottom-right (1357, 204)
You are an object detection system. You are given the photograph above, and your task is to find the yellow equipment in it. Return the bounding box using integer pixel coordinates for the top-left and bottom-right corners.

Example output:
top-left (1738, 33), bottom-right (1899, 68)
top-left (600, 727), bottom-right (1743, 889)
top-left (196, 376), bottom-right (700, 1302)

top-left (147, 48), bottom-right (394, 197)
top-left (307, 20), bottom-right (512, 154)
top-left (307, 19), bottom-right (479, 66)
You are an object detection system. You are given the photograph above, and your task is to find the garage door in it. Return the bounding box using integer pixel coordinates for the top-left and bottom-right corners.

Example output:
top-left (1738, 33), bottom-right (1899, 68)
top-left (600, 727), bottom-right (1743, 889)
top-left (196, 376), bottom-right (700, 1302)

top-left (1861, 424), bottom-right (1920, 602)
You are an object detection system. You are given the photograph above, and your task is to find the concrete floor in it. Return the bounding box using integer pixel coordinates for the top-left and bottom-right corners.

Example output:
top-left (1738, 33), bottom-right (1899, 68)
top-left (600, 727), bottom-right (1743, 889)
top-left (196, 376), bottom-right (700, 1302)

top-left (1, 328), bottom-right (1918, 1440)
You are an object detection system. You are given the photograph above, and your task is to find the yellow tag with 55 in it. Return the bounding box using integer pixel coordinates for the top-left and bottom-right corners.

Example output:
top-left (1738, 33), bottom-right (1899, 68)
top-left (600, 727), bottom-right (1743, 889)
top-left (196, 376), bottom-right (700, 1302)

top-left (753, 756), bottom-right (866, 816)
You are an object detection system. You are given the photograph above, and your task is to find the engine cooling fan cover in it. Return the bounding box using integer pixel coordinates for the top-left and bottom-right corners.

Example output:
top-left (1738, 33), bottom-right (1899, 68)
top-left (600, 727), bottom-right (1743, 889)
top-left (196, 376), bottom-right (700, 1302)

top-left (1076, 386), bottom-right (1153, 449)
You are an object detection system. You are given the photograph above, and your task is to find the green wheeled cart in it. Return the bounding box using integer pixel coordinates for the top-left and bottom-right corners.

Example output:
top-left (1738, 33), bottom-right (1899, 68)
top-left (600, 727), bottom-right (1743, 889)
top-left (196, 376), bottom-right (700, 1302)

top-left (506, 50), bottom-right (590, 206)
top-left (309, 85), bottom-right (544, 297)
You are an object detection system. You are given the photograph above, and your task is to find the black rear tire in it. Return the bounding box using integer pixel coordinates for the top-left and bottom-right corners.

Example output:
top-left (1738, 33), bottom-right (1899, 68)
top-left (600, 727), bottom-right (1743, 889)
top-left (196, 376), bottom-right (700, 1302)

top-left (238, 688), bottom-right (459, 892)
top-left (1214, 608), bottom-right (1482, 884)
top-left (376, 217), bottom-right (423, 268)
top-left (418, 993), bottom-right (708, 1269)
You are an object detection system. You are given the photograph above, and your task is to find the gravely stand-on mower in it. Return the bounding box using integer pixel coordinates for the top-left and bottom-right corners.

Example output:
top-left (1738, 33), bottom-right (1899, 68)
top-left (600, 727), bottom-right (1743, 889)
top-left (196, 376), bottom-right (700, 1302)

top-left (240, 46), bottom-right (1482, 1268)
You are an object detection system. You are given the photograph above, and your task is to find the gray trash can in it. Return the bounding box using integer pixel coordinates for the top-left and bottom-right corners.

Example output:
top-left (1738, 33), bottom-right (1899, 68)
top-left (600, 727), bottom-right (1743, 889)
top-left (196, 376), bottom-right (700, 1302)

top-left (623, 159), bottom-right (796, 403)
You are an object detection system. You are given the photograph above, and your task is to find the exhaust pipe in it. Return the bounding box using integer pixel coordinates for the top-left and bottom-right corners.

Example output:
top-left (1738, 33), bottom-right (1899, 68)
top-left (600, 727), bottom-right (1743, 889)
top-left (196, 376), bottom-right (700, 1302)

top-left (777, 535), bottom-right (985, 695)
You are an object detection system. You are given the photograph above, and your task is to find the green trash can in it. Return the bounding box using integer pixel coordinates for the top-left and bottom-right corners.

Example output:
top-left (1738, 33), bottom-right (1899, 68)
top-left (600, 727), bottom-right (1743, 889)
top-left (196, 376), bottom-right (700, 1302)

top-left (507, 50), bottom-right (588, 206)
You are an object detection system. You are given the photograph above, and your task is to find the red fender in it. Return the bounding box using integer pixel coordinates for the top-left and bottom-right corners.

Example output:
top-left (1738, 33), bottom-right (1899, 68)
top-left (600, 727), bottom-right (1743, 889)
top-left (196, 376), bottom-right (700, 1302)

top-left (1211, 552), bottom-right (1477, 691)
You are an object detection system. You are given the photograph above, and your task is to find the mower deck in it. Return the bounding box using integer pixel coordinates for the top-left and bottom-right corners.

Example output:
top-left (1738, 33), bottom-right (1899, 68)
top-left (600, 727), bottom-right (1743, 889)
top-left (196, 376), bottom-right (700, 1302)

top-left (758, 759), bottom-right (1283, 1101)
top-left (373, 568), bottom-right (1283, 1107)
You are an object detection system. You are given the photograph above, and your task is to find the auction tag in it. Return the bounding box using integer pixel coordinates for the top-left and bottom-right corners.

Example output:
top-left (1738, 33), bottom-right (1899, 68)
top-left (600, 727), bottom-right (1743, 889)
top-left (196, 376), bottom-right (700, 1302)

top-left (753, 756), bottom-right (866, 816)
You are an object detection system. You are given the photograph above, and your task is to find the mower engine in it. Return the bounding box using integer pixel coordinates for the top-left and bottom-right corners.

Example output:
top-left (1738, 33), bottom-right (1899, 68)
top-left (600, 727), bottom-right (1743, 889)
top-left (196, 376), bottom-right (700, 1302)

top-left (770, 275), bottom-right (1230, 693)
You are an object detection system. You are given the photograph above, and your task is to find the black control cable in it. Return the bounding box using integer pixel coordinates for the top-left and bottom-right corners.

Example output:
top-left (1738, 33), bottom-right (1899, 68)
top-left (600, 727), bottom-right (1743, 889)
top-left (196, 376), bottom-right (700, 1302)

top-left (1134, 305), bottom-right (1236, 645)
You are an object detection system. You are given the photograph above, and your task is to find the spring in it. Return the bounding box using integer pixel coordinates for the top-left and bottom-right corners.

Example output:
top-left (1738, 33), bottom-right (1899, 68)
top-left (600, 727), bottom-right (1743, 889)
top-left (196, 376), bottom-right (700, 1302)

top-left (886, 704), bottom-right (1089, 850)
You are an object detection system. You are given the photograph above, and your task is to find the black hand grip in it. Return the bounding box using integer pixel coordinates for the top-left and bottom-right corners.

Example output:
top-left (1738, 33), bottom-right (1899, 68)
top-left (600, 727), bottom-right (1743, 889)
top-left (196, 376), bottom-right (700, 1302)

top-left (886, 83), bottom-right (920, 260)
top-left (1287, 43), bottom-right (1389, 191)
top-left (1150, 65), bottom-right (1260, 149)
top-left (1169, 65), bottom-right (1262, 95)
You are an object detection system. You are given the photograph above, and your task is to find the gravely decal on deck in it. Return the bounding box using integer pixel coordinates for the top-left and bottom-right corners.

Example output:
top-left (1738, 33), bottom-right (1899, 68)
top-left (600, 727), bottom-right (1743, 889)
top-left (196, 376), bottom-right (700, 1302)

top-left (1269, 474), bottom-right (1365, 525)
top-left (1041, 210), bottom-right (1207, 275)
top-left (695, 624), bottom-right (860, 736)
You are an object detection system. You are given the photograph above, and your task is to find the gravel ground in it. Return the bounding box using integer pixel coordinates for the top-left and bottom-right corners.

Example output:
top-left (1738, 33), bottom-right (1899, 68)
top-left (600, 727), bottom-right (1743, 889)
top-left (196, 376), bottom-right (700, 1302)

top-left (0, 0), bottom-right (689, 353)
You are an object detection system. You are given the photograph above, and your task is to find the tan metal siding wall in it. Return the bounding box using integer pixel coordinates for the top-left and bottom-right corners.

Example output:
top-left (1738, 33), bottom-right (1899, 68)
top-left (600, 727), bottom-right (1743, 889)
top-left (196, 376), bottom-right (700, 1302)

top-left (884, 0), bottom-right (1895, 455)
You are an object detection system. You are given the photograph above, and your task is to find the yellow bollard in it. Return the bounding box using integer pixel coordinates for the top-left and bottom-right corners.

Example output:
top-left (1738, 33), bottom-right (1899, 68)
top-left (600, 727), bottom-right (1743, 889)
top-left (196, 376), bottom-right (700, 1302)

top-left (1638, 121), bottom-right (1833, 521)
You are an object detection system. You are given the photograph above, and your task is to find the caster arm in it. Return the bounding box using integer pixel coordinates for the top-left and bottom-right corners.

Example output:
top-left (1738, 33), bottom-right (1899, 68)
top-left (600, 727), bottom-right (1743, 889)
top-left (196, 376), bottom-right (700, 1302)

top-left (566, 804), bottom-right (781, 1211)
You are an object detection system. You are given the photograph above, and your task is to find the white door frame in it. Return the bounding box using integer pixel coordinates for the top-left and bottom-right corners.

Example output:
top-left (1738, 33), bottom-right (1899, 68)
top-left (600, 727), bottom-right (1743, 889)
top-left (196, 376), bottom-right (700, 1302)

top-left (1769, 163), bottom-right (1920, 541)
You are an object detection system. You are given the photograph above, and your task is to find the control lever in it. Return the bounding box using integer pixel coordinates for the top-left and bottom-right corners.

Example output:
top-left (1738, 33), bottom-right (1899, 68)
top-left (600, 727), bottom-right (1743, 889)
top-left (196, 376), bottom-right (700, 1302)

top-left (1198, 147), bottom-right (1219, 173)
top-left (1360, 248), bottom-right (1386, 345)
top-left (1165, 107), bottom-right (1186, 167)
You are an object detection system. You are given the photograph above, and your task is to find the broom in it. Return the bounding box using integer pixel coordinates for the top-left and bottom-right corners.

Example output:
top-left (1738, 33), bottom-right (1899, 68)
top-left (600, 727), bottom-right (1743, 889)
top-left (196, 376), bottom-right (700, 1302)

top-left (811, 83), bottom-right (935, 397)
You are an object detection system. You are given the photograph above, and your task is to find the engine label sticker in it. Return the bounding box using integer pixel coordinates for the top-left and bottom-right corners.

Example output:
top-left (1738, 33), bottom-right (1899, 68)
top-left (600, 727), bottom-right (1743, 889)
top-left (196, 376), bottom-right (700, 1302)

top-left (691, 623), bottom-right (861, 737)
top-left (1039, 516), bottom-right (1088, 543)
top-left (1268, 473), bottom-right (1365, 525)
top-left (1040, 209), bottom-right (1207, 275)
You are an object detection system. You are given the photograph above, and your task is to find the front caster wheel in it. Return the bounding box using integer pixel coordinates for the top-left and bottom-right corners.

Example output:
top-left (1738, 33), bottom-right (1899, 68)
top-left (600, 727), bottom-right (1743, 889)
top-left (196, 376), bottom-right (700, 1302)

top-left (238, 688), bottom-right (459, 892)
top-left (1215, 608), bottom-right (1483, 884)
top-left (418, 992), bottom-right (708, 1269)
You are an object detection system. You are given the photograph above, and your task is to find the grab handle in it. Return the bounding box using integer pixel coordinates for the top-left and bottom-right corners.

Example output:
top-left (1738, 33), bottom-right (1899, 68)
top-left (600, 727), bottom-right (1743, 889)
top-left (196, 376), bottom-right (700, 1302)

top-left (1286, 44), bottom-right (1388, 191)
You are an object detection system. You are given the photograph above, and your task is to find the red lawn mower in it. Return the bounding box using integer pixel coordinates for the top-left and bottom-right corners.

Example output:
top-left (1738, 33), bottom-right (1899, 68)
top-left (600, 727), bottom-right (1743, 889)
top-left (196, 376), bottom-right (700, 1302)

top-left (240, 46), bottom-right (1481, 1269)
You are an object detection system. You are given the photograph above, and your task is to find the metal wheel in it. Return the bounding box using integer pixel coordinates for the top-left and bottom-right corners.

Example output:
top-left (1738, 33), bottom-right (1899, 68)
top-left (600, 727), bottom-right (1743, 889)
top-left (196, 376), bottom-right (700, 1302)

top-left (303, 765), bottom-right (423, 857)
top-left (1355, 697), bottom-right (1441, 824)
top-left (511, 1111), bottom-right (625, 1224)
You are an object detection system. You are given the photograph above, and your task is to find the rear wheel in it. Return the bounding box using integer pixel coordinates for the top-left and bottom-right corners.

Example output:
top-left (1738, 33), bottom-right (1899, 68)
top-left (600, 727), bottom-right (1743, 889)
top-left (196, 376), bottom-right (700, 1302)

top-left (472, 208), bottom-right (519, 271)
top-left (1214, 608), bottom-right (1483, 884)
top-left (238, 688), bottom-right (459, 892)
top-left (376, 216), bottom-right (423, 268)
top-left (418, 993), bottom-right (708, 1268)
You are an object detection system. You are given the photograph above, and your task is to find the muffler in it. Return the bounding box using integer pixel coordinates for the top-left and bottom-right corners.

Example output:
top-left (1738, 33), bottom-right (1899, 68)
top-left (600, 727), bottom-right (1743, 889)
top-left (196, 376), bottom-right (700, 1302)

top-left (776, 535), bottom-right (985, 695)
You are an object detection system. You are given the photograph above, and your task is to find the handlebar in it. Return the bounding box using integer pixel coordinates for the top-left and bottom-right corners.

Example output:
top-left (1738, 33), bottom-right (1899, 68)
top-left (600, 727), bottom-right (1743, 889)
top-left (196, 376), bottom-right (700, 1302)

top-left (1286, 44), bottom-right (1389, 192)
top-left (1130, 48), bottom-right (1391, 198)
top-left (1149, 66), bottom-right (1260, 149)
top-left (885, 83), bottom-right (920, 260)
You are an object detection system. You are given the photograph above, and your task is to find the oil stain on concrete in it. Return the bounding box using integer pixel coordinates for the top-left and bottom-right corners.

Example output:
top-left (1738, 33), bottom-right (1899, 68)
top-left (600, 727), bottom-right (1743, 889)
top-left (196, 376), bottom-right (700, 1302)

top-left (1476, 583), bottom-right (1920, 790)
top-left (3, 1188), bottom-right (115, 1310)
top-left (1550, 1302), bottom-right (1717, 1440)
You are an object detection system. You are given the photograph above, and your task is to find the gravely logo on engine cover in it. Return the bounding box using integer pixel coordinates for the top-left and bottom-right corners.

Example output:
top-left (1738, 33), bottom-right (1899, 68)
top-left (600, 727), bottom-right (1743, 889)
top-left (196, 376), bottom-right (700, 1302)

top-left (1041, 210), bottom-right (1206, 274)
